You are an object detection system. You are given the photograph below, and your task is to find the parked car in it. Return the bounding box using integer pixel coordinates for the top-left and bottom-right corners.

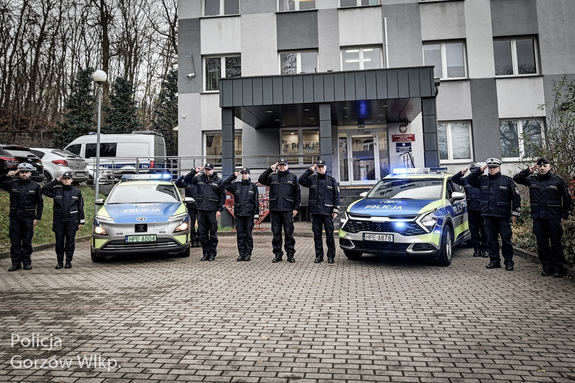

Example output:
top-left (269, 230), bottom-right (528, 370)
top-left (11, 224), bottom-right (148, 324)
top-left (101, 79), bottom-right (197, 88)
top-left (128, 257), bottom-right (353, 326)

top-left (30, 148), bottom-right (89, 184)
top-left (339, 168), bottom-right (471, 266)
top-left (0, 144), bottom-right (44, 183)
top-left (91, 173), bottom-right (192, 262)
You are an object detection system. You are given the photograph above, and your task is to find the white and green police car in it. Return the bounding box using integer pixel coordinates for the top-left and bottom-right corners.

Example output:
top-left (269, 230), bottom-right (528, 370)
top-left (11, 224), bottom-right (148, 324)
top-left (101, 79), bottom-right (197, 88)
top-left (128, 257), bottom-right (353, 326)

top-left (339, 168), bottom-right (470, 266)
top-left (91, 173), bottom-right (192, 262)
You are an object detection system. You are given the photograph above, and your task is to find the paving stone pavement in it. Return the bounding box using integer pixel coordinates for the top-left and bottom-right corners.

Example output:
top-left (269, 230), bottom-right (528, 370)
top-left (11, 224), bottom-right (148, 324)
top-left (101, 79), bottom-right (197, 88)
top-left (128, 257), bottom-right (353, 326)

top-left (1, 236), bottom-right (575, 383)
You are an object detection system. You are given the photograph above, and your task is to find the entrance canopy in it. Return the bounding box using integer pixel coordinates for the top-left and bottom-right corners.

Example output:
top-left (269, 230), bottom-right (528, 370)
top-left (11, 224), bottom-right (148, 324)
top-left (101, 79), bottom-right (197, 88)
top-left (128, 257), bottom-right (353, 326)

top-left (218, 67), bottom-right (439, 178)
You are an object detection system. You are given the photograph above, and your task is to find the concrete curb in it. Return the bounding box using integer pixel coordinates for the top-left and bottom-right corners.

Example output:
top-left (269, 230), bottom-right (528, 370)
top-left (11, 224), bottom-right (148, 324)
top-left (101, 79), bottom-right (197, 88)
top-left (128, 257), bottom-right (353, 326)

top-left (513, 246), bottom-right (574, 279)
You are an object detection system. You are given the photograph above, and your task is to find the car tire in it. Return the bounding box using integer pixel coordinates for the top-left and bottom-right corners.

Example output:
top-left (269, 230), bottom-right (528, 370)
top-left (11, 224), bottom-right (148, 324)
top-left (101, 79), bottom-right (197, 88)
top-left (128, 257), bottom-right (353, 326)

top-left (344, 250), bottom-right (363, 260)
top-left (437, 226), bottom-right (453, 266)
top-left (91, 249), bottom-right (105, 263)
top-left (180, 245), bottom-right (191, 257)
top-left (43, 171), bottom-right (52, 184)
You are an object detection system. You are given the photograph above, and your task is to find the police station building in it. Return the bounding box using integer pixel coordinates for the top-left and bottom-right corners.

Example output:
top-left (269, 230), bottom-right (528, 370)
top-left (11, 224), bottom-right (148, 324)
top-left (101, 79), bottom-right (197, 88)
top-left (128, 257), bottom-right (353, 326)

top-left (177, 0), bottom-right (575, 194)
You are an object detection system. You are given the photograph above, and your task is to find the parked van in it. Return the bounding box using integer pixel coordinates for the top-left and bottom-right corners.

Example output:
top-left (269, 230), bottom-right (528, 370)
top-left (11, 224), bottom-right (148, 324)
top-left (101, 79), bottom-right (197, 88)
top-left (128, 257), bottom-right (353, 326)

top-left (65, 131), bottom-right (167, 183)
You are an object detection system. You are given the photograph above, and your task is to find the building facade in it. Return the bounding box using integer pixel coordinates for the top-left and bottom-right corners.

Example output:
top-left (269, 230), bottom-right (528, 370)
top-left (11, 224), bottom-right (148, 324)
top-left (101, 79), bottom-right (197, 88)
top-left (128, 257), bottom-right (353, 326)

top-left (178, 0), bottom-right (575, 186)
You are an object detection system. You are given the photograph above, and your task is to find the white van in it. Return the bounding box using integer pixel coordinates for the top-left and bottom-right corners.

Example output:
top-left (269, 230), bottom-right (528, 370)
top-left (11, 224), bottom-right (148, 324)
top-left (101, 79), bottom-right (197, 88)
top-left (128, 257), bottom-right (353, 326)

top-left (65, 132), bottom-right (167, 182)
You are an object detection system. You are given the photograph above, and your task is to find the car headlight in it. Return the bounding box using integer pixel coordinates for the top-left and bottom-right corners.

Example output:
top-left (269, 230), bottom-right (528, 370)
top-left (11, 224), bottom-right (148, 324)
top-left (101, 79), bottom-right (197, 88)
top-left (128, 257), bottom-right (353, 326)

top-left (93, 225), bottom-right (108, 235)
top-left (174, 221), bottom-right (189, 232)
top-left (418, 212), bottom-right (437, 233)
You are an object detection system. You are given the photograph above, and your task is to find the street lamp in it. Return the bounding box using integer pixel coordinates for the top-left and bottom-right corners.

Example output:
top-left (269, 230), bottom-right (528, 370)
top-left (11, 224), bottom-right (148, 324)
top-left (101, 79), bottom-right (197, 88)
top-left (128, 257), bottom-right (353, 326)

top-left (92, 70), bottom-right (107, 216)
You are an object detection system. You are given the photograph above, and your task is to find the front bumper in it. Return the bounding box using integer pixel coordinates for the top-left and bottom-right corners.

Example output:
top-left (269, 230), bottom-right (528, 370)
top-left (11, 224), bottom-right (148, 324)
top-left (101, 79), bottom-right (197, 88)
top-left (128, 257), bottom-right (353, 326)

top-left (339, 228), bottom-right (441, 256)
top-left (92, 234), bottom-right (190, 255)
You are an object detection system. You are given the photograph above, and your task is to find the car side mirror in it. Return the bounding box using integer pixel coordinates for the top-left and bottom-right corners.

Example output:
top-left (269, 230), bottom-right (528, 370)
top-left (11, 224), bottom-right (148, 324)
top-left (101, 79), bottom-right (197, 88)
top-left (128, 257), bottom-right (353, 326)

top-left (451, 191), bottom-right (465, 201)
top-left (95, 199), bottom-right (105, 206)
top-left (359, 191), bottom-right (368, 198)
top-left (184, 197), bottom-right (195, 203)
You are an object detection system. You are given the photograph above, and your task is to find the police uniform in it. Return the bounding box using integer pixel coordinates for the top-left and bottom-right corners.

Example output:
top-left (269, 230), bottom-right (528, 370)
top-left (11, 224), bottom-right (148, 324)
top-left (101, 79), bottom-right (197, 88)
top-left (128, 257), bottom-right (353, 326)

top-left (175, 175), bottom-right (200, 247)
top-left (513, 158), bottom-right (572, 277)
top-left (299, 160), bottom-right (341, 264)
top-left (223, 167), bottom-right (259, 261)
top-left (41, 172), bottom-right (85, 269)
top-left (258, 158), bottom-right (301, 263)
top-left (183, 164), bottom-right (226, 261)
top-left (467, 158), bottom-right (521, 270)
top-left (451, 163), bottom-right (488, 257)
top-left (0, 163), bottom-right (43, 271)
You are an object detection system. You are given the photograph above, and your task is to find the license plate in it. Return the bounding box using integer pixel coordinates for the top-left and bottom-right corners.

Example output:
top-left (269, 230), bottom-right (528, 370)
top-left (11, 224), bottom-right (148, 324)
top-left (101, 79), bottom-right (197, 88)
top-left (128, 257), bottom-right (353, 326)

top-left (125, 235), bottom-right (157, 243)
top-left (364, 233), bottom-right (393, 242)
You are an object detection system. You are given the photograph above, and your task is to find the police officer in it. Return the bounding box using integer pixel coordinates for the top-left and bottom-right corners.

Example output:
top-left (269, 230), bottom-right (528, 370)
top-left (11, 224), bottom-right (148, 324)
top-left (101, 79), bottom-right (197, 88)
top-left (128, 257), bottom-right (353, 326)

top-left (223, 167), bottom-right (259, 261)
top-left (175, 175), bottom-right (200, 247)
top-left (299, 160), bottom-right (340, 264)
top-left (452, 163), bottom-right (488, 258)
top-left (513, 158), bottom-right (572, 277)
top-left (183, 163), bottom-right (225, 261)
top-left (467, 158), bottom-right (521, 270)
top-left (42, 172), bottom-right (85, 269)
top-left (0, 163), bottom-right (43, 271)
top-left (258, 158), bottom-right (301, 263)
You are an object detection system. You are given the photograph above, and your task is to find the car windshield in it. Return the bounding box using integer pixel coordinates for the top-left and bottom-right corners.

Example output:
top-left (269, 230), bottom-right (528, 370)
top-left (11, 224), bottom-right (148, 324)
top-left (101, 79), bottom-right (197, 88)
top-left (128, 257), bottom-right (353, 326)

top-left (366, 178), bottom-right (444, 200)
top-left (107, 183), bottom-right (181, 204)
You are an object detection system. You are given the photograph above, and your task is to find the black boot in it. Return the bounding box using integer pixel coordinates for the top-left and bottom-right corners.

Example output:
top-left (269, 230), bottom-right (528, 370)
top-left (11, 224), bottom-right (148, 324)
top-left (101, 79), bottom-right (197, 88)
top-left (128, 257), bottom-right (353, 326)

top-left (201, 254), bottom-right (209, 261)
top-left (8, 264), bottom-right (21, 272)
top-left (327, 257), bottom-right (335, 264)
top-left (486, 260), bottom-right (501, 269)
top-left (314, 256), bottom-right (323, 263)
top-left (287, 254), bottom-right (295, 263)
top-left (55, 263), bottom-right (63, 270)
top-left (472, 250), bottom-right (481, 257)
top-left (208, 254), bottom-right (216, 261)
top-left (482, 250), bottom-right (489, 258)
top-left (244, 254), bottom-right (251, 261)
top-left (272, 254), bottom-right (282, 263)
top-left (237, 254), bottom-right (245, 262)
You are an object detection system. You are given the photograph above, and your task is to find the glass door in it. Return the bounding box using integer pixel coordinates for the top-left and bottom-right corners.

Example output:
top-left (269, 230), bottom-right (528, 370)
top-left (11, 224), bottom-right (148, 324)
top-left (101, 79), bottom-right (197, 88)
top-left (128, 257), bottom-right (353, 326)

top-left (351, 134), bottom-right (376, 181)
top-left (338, 128), bottom-right (389, 185)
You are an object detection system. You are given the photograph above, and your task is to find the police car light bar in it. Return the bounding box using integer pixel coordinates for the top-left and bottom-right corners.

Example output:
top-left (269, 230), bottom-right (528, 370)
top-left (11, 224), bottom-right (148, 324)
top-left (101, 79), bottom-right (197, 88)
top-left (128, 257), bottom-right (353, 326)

top-left (121, 173), bottom-right (172, 181)
top-left (392, 167), bottom-right (448, 175)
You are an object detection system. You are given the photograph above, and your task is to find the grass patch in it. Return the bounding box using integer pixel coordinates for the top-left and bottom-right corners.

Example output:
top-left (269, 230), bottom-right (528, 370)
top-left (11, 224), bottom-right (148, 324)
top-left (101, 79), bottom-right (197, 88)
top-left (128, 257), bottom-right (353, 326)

top-left (0, 186), bottom-right (104, 252)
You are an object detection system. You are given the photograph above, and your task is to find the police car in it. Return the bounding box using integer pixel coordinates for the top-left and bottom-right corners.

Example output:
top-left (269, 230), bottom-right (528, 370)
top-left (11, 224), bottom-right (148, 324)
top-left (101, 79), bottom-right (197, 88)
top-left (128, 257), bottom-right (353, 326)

top-left (339, 168), bottom-right (470, 266)
top-left (91, 174), bottom-right (192, 262)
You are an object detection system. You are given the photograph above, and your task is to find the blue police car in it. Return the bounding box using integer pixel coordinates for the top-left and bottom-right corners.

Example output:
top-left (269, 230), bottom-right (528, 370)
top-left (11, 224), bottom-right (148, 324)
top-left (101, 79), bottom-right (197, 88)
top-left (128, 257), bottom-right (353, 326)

top-left (339, 168), bottom-right (470, 266)
top-left (91, 174), bottom-right (192, 262)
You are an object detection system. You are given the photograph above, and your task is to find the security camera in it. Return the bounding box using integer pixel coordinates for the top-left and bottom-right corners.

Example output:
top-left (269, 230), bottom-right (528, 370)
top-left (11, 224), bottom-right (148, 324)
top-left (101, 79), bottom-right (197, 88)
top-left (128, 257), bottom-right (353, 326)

top-left (187, 73), bottom-right (195, 78)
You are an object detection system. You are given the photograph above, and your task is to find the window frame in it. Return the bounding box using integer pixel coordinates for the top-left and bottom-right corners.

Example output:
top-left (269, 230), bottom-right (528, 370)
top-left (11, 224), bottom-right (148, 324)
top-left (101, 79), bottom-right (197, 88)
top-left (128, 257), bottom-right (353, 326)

top-left (203, 55), bottom-right (241, 93)
top-left (423, 41), bottom-right (468, 80)
top-left (277, 0), bottom-right (316, 11)
top-left (493, 37), bottom-right (539, 77)
top-left (499, 118), bottom-right (544, 161)
top-left (203, 130), bottom-right (243, 167)
top-left (203, 0), bottom-right (240, 17)
top-left (339, 0), bottom-right (380, 7)
top-left (438, 121), bottom-right (473, 164)
top-left (340, 46), bottom-right (383, 71)
top-left (278, 50), bottom-right (318, 75)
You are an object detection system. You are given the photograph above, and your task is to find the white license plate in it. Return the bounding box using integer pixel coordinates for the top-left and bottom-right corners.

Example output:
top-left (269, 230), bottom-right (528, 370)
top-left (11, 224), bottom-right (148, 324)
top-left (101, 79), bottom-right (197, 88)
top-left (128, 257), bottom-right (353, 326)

top-left (364, 233), bottom-right (393, 242)
top-left (125, 235), bottom-right (157, 243)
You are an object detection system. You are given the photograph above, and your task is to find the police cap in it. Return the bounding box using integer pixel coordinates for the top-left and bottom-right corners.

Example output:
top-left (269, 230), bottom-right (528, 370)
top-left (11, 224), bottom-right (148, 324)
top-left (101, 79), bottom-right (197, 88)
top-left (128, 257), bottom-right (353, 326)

top-left (468, 162), bottom-right (478, 171)
top-left (278, 158), bottom-right (288, 165)
top-left (485, 158), bottom-right (502, 168)
top-left (62, 172), bottom-right (73, 179)
top-left (240, 167), bottom-right (250, 174)
top-left (316, 160), bottom-right (327, 167)
top-left (17, 163), bottom-right (34, 172)
top-left (204, 163), bottom-right (214, 170)
top-left (536, 158), bottom-right (549, 165)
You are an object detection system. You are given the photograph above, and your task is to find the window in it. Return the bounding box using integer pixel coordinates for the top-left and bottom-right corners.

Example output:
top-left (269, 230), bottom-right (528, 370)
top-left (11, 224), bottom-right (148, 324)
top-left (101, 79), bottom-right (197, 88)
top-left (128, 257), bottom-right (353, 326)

top-left (85, 143), bottom-right (117, 159)
top-left (278, 0), bottom-right (315, 11)
top-left (499, 119), bottom-right (543, 159)
top-left (66, 144), bottom-right (81, 155)
top-left (204, 56), bottom-right (241, 92)
top-left (342, 46), bottom-right (382, 71)
top-left (204, 0), bottom-right (239, 16)
top-left (494, 37), bottom-right (537, 76)
top-left (438, 122), bottom-right (472, 162)
top-left (279, 51), bottom-right (317, 74)
top-left (340, 0), bottom-right (379, 6)
top-left (281, 128), bottom-right (319, 164)
top-left (423, 42), bottom-right (466, 79)
top-left (205, 131), bottom-right (242, 166)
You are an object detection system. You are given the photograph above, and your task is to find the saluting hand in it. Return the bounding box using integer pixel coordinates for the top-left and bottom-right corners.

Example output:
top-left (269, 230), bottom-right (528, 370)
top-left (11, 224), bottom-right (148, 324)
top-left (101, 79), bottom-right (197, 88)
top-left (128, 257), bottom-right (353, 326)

top-left (460, 168), bottom-right (468, 175)
top-left (57, 176), bottom-right (63, 182)
top-left (529, 165), bottom-right (537, 173)
top-left (195, 166), bottom-right (204, 173)
top-left (234, 170), bottom-right (241, 177)
top-left (271, 162), bottom-right (278, 171)
top-left (310, 164), bottom-right (317, 171)
top-left (480, 164), bottom-right (488, 172)
top-left (7, 170), bottom-right (19, 177)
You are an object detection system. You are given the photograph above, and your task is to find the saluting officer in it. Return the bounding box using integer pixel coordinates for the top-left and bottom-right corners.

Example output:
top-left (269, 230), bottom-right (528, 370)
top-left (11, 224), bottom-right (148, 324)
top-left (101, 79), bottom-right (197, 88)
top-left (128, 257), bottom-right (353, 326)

top-left (223, 167), bottom-right (259, 261)
top-left (452, 163), bottom-right (488, 257)
top-left (299, 160), bottom-right (340, 264)
top-left (183, 163), bottom-right (225, 261)
top-left (42, 172), bottom-right (85, 269)
top-left (513, 158), bottom-right (572, 277)
top-left (258, 158), bottom-right (301, 263)
top-left (0, 163), bottom-right (43, 271)
top-left (175, 175), bottom-right (200, 247)
top-left (467, 158), bottom-right (521, 271)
